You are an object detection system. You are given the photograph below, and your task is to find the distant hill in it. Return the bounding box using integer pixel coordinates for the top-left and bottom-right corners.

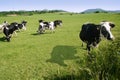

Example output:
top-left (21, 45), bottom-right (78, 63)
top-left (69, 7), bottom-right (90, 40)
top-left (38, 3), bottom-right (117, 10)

top-left (81, 8), bottom-right (120, 13)
top-left (108, 10), bottom-right (120, 13)
top-left (82, 8), bottom-right (106, 13)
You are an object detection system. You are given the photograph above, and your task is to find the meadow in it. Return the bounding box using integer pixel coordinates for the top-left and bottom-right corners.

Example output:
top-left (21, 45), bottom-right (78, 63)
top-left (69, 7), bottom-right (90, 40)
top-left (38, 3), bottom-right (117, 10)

top-left (0, 13), bottom-right (120, 80)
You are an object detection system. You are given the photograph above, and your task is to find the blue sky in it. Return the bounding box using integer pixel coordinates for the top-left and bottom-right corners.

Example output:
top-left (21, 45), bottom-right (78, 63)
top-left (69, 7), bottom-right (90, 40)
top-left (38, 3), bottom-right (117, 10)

top-left (0, 0), bottom-right (120, 12)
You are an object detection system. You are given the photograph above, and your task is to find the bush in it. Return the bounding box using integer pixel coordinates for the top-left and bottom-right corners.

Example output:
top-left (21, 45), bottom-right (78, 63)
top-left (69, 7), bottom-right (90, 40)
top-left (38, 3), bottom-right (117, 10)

top-left (82, 38), bottom-right (120, 80)
top-left (47, 38), bottom-right (120, 80)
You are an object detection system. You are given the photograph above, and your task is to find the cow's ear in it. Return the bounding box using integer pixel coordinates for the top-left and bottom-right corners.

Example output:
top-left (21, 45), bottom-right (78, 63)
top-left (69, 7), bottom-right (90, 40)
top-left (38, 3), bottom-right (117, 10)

top-left (109, 23), bottom-right (115, 28)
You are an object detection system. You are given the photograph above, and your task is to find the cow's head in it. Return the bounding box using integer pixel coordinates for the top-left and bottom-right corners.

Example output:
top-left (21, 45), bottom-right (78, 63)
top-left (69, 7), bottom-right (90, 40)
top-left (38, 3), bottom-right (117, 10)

top-left (54, 20), bottom-right (62, 27)
top-left (22, 20), bottom-right (27, 30)
top-left (2, 21), bottom-right (9, 27)
top-left (22, 21), bottom-right (27, 25)
top-left (39, 20), bottom-right (44, 23)
top-left (100, 21), bottom-right (115, 40)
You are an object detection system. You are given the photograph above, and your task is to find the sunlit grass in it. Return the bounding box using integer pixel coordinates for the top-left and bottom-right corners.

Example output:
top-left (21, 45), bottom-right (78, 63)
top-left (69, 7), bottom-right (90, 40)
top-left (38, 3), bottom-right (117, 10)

top-left (0, 13), bottom-right (119, 79)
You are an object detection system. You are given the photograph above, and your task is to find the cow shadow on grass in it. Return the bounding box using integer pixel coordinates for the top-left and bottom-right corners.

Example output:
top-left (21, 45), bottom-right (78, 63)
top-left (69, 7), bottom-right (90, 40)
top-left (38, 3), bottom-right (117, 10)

top-left (31, 33), bottom-right (40, 35)
top-left (31, 32), bottom-right (51, 36)
top-left (46, 45), bottom-right (79, 66)
top-left (0, 37), bottom-right (6, 42)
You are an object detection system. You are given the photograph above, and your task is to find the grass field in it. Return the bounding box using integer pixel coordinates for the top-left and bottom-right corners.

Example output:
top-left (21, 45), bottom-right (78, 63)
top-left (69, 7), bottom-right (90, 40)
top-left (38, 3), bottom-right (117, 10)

top-left (0, 13), bottom-right (120, 80)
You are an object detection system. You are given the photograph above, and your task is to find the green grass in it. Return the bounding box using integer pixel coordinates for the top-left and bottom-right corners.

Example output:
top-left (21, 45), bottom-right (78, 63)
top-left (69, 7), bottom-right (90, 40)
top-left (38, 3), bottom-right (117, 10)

top-left (0, 13), bottom-right (120, 80)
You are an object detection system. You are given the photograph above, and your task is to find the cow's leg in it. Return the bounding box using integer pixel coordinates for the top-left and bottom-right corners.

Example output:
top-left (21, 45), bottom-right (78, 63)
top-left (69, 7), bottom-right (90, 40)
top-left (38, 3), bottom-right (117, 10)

top-left (6, 35), bottom-right (11, 42)
top-left (87, 42), bottom-right (91, 52)
top-left (50, 27), bottom-right (55, 33)
top-left (3, 29), bottom-right (10, 41)
top-left (11, 31), bottom-right (17, 37)
top-left (43, 28), bottom-right (45, 33)
top-left (87, 44), bottom-right (91, 51)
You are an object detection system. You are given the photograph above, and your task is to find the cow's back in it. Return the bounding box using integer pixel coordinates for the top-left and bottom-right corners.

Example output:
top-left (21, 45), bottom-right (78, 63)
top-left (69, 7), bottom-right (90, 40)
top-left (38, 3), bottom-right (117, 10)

top-left (79, 23), bottom-right (101, 43)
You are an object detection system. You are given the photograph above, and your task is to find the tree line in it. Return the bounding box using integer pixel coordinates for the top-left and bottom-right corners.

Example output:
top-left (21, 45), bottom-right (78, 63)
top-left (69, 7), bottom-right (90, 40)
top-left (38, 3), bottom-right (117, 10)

top-left (0, 10), bottom-right (67, 16)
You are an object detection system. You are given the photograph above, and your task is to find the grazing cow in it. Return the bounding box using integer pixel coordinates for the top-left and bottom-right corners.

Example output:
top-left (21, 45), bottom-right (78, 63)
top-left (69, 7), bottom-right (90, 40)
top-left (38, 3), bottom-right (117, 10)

top-left (49, 21), bottom-right (55, 33)
top-left (0, 21), bottom-right (9, 30)
top-left (3, 22), bottom-right (19, 42)
top-left (18, 20), bottom-right (27, 31)
top-left (79, 21), bottom-right (115, 52)
top-left (48, 20), bottom-right (63, 33)
top-left (37, 20), bottom-right (46, 34)
top-left (37, 19), bottom-right (62, 34)
top-left (54, 20), bottom-right (62, 27)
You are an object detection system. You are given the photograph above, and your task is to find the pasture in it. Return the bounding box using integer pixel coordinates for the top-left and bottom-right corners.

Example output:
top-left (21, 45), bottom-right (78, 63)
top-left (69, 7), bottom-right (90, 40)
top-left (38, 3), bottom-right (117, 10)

top-left (0, 13), bottom-right (120, 80)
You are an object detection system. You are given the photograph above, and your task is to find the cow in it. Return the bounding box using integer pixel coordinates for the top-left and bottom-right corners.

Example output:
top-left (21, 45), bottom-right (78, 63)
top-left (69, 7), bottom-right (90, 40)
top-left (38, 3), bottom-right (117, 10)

top-left (54, 20), bottom-right (62, 27)
top-left (49, 21), bottom-right (55, 33)
top-left (79, 21), bottom-right (115, 52)
top-left (48, 20), bottom-right (63, 33)
top-left (38, 20), bottom-right (49, 28)
top-left (43, 22), bottom-right (49, 29)
top-left (0, 21), bottom-right (9, 31)
top-left (37, 20), bottom-right (46, 34)
top-left (37, 19), bottom-right (62, 34)
top-left (18, 20), bottom-right (27, 31)
top-left (3, 22), bottom-right (19, 42)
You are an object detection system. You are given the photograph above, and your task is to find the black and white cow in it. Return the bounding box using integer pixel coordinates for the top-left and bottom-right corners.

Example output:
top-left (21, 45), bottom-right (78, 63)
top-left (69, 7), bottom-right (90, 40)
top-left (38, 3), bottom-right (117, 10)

top-left (3, 22), bottom-right (19, 42)
top-left (38, 20), bottom-right (49, 29)
top-left (0, 21), bottom-right (9, 31)
top-left (37, 20), bottom-right (46, 34)
top-left (18, 20), bottom-right (27, 31)
top-left (54, 20), bottom-right (62, 27)
top-left (49, 21), bottom-right (55, 33)
top-left (43, 22), bottom-right (49, 29)
top-left (79, 21), bottom-right (115, 51)
top-left (37, 19), bottom-right (62, 34)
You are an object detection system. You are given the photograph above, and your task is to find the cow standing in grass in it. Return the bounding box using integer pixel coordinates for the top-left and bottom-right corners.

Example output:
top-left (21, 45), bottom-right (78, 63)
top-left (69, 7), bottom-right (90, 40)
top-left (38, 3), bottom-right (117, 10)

top-left (37, 19), bottom-right (63, 34)
top-left (49, 21), bottom-right (55, 33)
top-left (18, 20), bottom-right (27, 31)
top-left (3, 22), bottom-right (19, 42)
top-left (48, 20), bottom-right (63, 33)
top-left (37, 20), bottom-right (46, 34)
top-left (79, 21), bottom-right (115, 52)
top-left (37, 20), bottom-right (54, 34)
